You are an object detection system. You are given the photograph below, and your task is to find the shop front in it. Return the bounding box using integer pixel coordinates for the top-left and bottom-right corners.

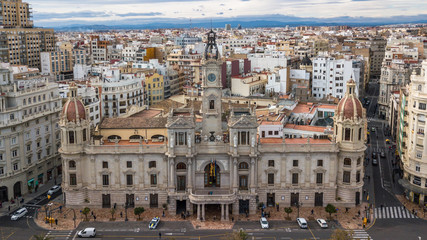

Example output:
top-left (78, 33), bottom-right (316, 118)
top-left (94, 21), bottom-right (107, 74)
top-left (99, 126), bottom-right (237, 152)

top-left (38, 173), bottom-right (44, 185)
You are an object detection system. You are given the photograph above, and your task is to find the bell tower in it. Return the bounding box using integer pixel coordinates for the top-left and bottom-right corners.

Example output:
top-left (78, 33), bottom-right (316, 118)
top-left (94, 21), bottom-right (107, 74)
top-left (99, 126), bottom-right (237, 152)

top-left (201, 30), bottom-right (223, 139)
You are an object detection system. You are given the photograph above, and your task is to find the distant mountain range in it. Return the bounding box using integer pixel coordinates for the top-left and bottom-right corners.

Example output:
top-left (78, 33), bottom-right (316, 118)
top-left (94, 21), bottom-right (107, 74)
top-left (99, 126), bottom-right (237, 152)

top-left (37, 14), bottom-right (427, 31)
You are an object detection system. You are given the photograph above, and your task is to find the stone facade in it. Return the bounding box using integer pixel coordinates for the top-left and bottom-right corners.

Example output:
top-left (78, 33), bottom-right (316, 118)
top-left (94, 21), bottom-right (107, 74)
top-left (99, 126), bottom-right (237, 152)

top-left (60, 31), bottom-right (366, 221)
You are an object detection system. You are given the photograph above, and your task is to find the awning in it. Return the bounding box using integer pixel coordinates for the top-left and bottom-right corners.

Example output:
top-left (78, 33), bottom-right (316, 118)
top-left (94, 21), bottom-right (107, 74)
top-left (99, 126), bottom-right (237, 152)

top-left (398, 178), bottom-right (427, 195)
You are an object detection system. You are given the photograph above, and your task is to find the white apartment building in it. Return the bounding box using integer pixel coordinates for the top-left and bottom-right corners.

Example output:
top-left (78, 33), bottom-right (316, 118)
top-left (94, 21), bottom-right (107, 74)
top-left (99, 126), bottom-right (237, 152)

top-left (266, 68), bottom-right (310, 95)
top-left (122, 46), bottom-right (139, 62)
top-left (0, 67), bottom-right (62, 202)
top-left (248, 53), bottom-right (289, 72)
top-left (90, 67), bottom-right (145, 118)
top-left (400, 60), bottom-right (427, 206)
top-left (312, 57), bottom-right (360, 99)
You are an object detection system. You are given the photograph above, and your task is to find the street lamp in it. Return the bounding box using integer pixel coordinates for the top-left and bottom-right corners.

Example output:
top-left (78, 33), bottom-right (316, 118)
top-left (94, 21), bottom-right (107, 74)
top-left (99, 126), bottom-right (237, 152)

top-left (125, 202), bottom-right (129, 222)
top-left (295, 202), bottom-right (302, 218)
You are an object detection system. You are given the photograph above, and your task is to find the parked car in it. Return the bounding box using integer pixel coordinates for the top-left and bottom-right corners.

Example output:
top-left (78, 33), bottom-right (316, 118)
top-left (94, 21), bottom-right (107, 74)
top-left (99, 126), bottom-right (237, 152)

top-left (260, 217), bottom-right (269, 229)
top-left (316, 218), bottom-right (328, 228)
top-left (77, 228), bottom-right (96, 238)
top-left (372, 158), bottom-right (378, 166)
top-left (372, 152), bottom-right (377, 159)
top-left (297, 218), bottom-right (308, 229)
top-left (371, 127), bottom-right (376, 132)
top-left (47, 185), bottom-right (61, 196)
top-left (149, 217), bottom-right (160, 230)
top-left (11, 207), bottom-right (28, 220)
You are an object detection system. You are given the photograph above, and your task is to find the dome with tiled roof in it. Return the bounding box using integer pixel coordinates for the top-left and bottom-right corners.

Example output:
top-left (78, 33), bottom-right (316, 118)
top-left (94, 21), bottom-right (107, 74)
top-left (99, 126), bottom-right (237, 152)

top-left (336, 79), bottom-right (363, 120)
top-left (62, 83), bottom-right (86, 122)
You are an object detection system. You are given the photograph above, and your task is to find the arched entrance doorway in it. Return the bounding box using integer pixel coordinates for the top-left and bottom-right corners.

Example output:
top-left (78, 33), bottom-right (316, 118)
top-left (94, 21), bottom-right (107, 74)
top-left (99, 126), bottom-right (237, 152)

top-left (0, 186), bottom-right (8, 202)
top-left (204, 162), bottom-right (220, 187)
top-left (13, 182), bottom-right (21, 198)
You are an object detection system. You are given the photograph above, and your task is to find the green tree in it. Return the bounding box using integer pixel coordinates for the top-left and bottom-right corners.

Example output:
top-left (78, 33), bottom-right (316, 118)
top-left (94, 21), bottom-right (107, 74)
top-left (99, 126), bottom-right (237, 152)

top-left (223, 229), bottom-right (248, 240)
top-left (284, 207), bottom-right (293, 218)
top-left (82, 207), bottom-right (90, 221)
top-left (325, 204), bottom-right (337, 219)
top-left (33, 234), bottom-right (53, 240)
top-left (330, 229), bottom-right (353, 240)
top-left (110, 208), bottom-right (116, 220)
top-left (134, 207), bottom-right (145, 220)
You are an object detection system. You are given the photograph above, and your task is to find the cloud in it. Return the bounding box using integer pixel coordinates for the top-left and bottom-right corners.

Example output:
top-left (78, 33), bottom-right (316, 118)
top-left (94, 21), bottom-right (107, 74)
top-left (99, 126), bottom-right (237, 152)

top-left (33, 10), bottom-right (162, 20)
top-left (116, 12), bottom-right (163, 17)
top-left (351, 0), bottom-right (371, 1)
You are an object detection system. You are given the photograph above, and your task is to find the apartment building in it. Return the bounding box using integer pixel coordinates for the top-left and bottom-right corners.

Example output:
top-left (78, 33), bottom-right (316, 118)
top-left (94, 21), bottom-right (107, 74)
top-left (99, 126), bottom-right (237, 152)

top-left (231, 73), bottom-right (268, 97)
top-left (399, 61), bottom-right (427, 206)
top-left (369, 38), bottom-right (387, 80)
top-left (0, 66), bottom-right (62, 202)
top-left (312, 57), bottom-right (361, 99)
top-left (144, 73), bottom-right (164, 106)
top-left (0, 0), bottom-right (33, 28)
top-left (41, 42), bottom-right (89, 81)
top-left (90, 36), bottom-right (111, 62)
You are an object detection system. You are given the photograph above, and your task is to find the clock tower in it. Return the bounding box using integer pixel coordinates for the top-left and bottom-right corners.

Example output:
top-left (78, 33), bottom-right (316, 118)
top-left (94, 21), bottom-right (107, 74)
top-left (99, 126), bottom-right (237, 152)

top-left (201, 30), bottom-right (223, 140)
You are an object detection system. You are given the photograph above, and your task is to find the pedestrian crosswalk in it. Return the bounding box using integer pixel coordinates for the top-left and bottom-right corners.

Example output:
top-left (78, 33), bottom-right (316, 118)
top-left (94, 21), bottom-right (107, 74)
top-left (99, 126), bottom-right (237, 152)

top-left (374, 206), bottom-right (418, 219)
top-left (45, 230), bottom-right (74, 240)
top-left (350, 229), bottom-right (373, 240)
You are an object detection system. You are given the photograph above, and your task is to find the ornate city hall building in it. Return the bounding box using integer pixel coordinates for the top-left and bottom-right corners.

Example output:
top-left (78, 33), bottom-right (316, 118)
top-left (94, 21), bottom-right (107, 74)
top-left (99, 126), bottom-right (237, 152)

top-left (60, 31), bottom-right (366, 221)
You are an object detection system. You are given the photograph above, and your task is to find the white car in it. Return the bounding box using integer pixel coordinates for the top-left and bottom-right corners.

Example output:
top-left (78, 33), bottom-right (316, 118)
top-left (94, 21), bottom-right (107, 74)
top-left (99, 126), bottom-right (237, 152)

top-left (47, 185), bottom-right (61, 196)
top-left (316, 218), bottom-right (328, 228)
top-left (260, 217), bottom-right (269, 229)
top-left (11, 207), bottom-right (28, 220)
top-left (77, 227), bottom-right (96, 238)
top-left (297, 217), bottom-right (308, 229)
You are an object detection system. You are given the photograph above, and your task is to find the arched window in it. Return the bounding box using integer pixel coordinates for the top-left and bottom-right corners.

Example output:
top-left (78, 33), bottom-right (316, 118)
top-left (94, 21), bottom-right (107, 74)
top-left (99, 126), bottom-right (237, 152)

top-left (107, 135), bottom-right (121, 142)
top-left (344, 128), bottom-right (351, 141)
top-left (69, 160), bottom-right (76, 169)
top-left (344, 158), bottom-right (351, 166)
top-left (129, 135), bottom-right (143, 142)
top-left (239, 162), bottom-right (249, 169)
top-left (68, 131), bottom-right (75, 144)
top-left (176, 162), bottom-right (187, 170)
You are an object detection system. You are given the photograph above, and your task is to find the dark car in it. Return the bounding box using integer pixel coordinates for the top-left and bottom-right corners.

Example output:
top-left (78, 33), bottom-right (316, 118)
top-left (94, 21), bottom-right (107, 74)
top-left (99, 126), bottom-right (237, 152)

top-left (372, 158), bottom-right (378, 166)
top-left (372, 152), bottom-right (377, 159)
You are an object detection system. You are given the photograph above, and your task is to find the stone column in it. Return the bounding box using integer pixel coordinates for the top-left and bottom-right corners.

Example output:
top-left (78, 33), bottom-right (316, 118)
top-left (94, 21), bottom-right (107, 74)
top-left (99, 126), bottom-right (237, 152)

top-left (187, 157), bottom-right (193, 191)
top-left (250, 158), bottom-right (255, 192)
top-left (226, 204), bottom-right (229, 220)
top-left (233, 158), bottom-right (238, 190)
top-left (169, 158), bottom-right (175, 192)
top-left (197, 204), bottom-right (200, 220)
top-left (202, 204), bottom-right (205, 221)
top-left (221, 204), bottom-right (225, 221)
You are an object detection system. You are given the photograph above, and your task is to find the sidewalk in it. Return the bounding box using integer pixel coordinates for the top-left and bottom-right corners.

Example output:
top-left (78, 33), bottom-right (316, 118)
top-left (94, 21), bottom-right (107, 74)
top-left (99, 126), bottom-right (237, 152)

top-left (0, 175), bottom-right (61, 217)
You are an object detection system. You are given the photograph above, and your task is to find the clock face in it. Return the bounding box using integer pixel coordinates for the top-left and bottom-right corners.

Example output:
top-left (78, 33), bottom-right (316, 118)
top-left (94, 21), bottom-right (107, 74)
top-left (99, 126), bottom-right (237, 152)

top-left (207, 73), bottom-right (216, 82)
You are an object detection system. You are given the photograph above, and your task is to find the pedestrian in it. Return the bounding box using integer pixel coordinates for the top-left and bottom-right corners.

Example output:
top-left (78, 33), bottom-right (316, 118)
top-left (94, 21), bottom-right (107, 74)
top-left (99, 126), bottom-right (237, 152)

top-left (358, 210), bottom-right (361, 216)
top-left (232, 216), bottom-right (234, 222)
top-left (345, 208), bottom-right (349, 213)
top-left (162, 210), bottom-right (165, 217)
top-left (8, 205), bottom-right (10, 212)
top-left (55, 218), bottom-right (58, 225)
top-left (120, 212), bottom-right (123, 218)
top-left (311, 209), bottom-right (314, 215)
top-left (159, 232), bottom-right (162, 239)
top-left (94, 215), bottom-right (97, 221)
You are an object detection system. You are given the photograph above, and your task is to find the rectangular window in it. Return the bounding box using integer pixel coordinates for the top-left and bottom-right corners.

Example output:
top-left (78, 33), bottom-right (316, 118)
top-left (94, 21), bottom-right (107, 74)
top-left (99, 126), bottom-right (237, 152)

top-left (150, 174), bottom-right (157, 185)
top-left (293, 160), bottom-right (298, 167)
top-left (12, 149), bottom-right (18, 157)
top-left (149, 161), bottom-right (156, 168)
top-left (415, 165), bottom-right (421, 172)
top-left (126, 174), bottom-right (133, 185)
top-left (83, 129), bottom-right (87, 142)
top-left (268, 160), bottom-right (275, 167)
top-left (317, 160), bottom-right (323, 167)
top-left (343, 171), bottom-right (351, 183)
top-left (13, 163), bottom-right (19, 171)
top-left (344, 128), bottom-right (351, 141)
top-left (103, 161), bottom-right (108, 168)
top-left (274, 131), bottom-right (279, 135)
top-left (316, 173), bottom-right (323, 184)
top-left (68, 131), bottom-right (74, 144)
top-left (0, 167), bottom-right (4, 175)
top-left (292, 173), bottom-right (299, 184)
top-left (70, 174), bottom-right (77, 185)
top-left (127, 161), bottom-right (132, 168)
top-left (102, 175), bottom-right (109, 186)
top-left (356, 171), bottom-right (361, 182)
top-left (268, 173), bottom-right (274, 185)
top-left (413, 176), bottom-right (421, 186)
top-left (419, 103), bottom-right (426, 110)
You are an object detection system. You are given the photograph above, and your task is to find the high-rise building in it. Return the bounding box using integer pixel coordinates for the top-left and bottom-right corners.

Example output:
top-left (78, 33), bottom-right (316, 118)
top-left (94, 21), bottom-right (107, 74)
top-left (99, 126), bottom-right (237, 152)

top-left (399, 60), bottom-right (427, 206)
top-left (312, 57), bottom-right (361, 99)
top-left (0, 0), bottom-right (55, 69)
top-left (0, 65), bottom-right (62, 202)
top-left (369, 38), bottom-right (386, 80)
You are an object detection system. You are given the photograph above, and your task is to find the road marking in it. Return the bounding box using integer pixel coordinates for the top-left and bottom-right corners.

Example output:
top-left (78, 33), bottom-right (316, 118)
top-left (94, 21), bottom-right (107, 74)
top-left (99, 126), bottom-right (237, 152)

top-left (307, 225), bottom-right (316, 240)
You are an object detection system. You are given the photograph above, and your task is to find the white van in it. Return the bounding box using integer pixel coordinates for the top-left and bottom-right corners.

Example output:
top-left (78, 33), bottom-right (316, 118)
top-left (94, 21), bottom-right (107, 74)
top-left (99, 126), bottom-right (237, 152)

top-left (77, 228), bottom-right (96, 238)
top-left (11, 207), bottom-right (28, 220)
top-left (297, 217), bottom-right (308, 229)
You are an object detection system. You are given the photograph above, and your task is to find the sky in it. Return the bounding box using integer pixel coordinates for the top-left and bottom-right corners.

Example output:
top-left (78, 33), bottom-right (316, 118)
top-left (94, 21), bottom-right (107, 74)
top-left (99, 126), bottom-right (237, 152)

top-left (30, 0), bottom-right (427, 27)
